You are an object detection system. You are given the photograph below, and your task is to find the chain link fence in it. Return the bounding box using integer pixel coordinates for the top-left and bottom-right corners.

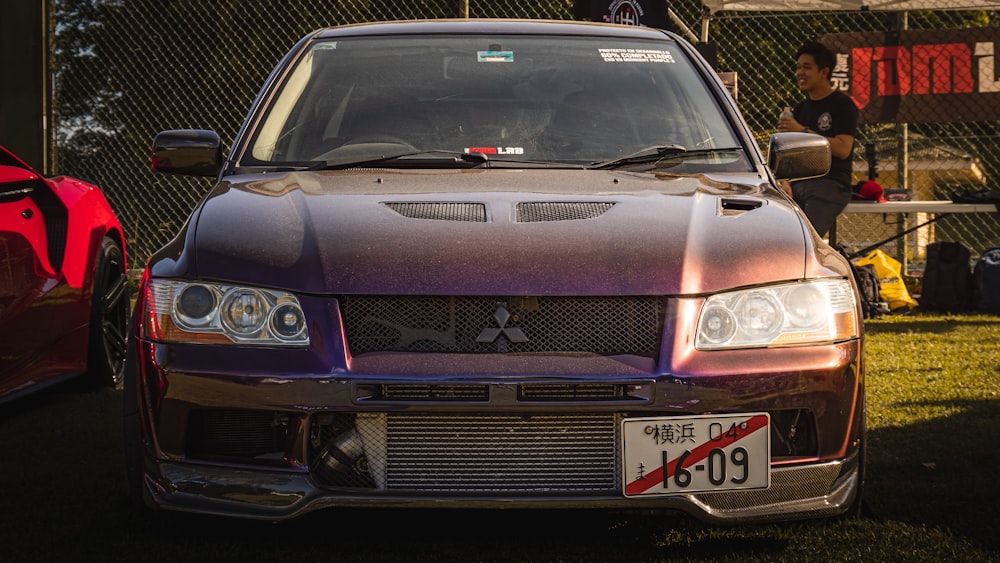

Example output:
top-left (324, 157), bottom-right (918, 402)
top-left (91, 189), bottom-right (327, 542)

top-left (702, 6), bottom-right (1000, 280)
top-left (50, 1), bottom-right (1000, 283)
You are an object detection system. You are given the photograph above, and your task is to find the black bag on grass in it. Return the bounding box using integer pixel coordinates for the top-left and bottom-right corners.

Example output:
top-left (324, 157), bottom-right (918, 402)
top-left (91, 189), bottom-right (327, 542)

top-left (854, 263), bottom-right (889, 319)
top-left (921, 241), bottom-right (974, 313)
top-left (836, 244), bottom-right (887, 319)
top-left (974, 247), bottom-right (1000, 314)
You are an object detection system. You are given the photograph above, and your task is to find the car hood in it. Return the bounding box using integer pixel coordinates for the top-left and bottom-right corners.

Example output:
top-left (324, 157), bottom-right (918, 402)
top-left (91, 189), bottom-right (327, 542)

top-left (179, 169), bottom-right (810, 295)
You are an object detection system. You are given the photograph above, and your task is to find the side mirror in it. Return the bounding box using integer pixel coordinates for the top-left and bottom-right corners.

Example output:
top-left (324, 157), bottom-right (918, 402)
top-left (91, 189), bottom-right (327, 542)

top-left (151, 129), bottom-right (223, 177)
top-left (767, 132), bottom-right (831, 182)
top-left (0, 164), bottom-right (38, 198)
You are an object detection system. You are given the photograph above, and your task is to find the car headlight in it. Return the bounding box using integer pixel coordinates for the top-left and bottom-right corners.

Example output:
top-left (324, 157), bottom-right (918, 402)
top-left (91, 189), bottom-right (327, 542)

top-left (695, 279), bottom-right (858, 350)
top-left (143, 279), bottom-right (309, 346)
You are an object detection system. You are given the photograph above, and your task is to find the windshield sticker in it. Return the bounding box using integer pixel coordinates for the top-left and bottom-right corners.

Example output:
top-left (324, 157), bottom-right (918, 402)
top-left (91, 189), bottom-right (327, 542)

top-left (598, 48), bottom-right (674, 63)
top-left (477, 51), bottom-right (514, 63)
top-left (465, 147), bottom-right (524, 155)
top-left (313, 42), bottom-right (338, 51)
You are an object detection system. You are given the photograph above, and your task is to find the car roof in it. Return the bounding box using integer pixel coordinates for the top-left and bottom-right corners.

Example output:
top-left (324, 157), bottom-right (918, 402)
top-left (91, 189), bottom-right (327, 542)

top-left (314, 19), bottom-right (679, 42)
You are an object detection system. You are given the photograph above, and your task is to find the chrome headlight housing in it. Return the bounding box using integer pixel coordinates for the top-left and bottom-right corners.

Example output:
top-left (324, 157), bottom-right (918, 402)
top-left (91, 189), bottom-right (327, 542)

top-left (144, 279), bottom-right (309, 346)
top-left (695, 279), bottom-right (858, 350)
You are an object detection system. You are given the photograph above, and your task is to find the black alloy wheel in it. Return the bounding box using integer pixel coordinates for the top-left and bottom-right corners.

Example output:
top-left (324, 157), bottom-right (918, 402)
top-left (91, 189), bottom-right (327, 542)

top-left (87, 236), bottom-right (129, 389)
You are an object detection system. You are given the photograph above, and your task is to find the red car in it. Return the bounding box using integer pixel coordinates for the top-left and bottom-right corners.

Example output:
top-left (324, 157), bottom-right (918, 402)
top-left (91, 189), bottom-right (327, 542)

top-left (0, 145), bottom-right (128, 403)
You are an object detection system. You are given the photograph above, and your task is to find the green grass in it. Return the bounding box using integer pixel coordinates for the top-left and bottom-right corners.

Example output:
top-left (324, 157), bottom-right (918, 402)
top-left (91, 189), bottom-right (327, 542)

top-left (1, 314), bottom-right (998, 562)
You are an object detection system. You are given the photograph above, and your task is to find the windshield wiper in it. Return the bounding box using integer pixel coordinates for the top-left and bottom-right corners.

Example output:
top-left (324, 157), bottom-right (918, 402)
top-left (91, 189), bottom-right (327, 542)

top-left (591, 145), bottom-right (743, 170)
top-left (305, 149), bottom-right (483, 171)
top-left (304, 149), bottom-right (586, 171)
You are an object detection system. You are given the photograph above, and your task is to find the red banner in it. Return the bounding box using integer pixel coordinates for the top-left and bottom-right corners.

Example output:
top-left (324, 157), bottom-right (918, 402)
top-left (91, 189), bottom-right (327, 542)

top-left (819, 27), bottom-right (1000, 124)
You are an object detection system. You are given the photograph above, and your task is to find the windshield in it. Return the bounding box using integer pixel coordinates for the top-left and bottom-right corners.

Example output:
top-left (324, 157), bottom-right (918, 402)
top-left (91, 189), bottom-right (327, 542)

top-left (247, 33), bottom-right (750, 171)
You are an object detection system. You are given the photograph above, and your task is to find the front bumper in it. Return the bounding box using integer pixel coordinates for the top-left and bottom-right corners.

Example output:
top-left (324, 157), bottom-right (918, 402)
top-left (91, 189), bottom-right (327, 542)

top-left (143, 454), bottom-right (860, 523)
top-left (130, 333), bottom-right (864, 524)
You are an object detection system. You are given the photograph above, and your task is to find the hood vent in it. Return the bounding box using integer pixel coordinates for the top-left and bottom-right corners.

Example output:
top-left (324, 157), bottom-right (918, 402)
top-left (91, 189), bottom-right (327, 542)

top-left (384, 202), bottom-right (487, 222)
top-left (516, 202), bottom-right (615, 222)
top-left (720, 198), bottom-right (764, 215)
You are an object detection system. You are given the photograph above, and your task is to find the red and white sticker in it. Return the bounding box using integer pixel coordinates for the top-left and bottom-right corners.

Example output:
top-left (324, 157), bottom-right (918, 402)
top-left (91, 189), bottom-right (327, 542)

top-left (464, 147), bottom-right (524, 155)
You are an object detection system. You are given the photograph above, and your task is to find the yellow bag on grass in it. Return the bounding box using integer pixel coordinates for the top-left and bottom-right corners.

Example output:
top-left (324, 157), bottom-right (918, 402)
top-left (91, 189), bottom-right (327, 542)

top-left (854, 249), bottom-right (917, 311)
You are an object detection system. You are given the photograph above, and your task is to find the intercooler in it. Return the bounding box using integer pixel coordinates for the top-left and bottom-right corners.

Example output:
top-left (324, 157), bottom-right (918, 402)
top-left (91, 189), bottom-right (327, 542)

top-left (313, 413), bottom-right (622, 493)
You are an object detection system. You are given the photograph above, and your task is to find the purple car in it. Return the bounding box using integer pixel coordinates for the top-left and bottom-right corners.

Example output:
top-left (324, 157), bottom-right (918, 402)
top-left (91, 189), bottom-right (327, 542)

top-left (127, 19), bottom-right (864, 523)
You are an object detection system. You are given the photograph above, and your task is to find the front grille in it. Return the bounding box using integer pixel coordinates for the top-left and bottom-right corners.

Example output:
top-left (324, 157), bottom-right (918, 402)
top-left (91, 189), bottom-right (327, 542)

top-left (386, 414), bottom-right (619, 492)
top-left (518, 383), bottom-right (636, 401)
top-left (358, 383), bottom-right (643, 402)
top-left (340, 295), bottom-right (664, 356)
top-left (376, 384), bottom-right (490, 401)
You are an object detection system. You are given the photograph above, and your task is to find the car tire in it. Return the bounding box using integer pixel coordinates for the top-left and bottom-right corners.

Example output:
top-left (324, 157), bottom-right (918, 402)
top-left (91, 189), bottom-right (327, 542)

top-left (86, 236), bottom-right (129, 389)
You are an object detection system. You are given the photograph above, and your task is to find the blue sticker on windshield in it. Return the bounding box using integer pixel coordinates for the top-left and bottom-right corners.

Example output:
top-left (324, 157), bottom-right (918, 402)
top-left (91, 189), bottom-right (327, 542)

top-left (477, 51), bottom-right (514, 62)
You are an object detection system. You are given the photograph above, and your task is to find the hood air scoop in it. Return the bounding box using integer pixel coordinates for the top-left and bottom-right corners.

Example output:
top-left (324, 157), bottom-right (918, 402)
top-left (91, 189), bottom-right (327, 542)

top-left (384, 202), bottom-right (487, 222)
top-left (517, 202), bottom-right (616, 222)
top-left (384, 201), bottom-right (617, 223)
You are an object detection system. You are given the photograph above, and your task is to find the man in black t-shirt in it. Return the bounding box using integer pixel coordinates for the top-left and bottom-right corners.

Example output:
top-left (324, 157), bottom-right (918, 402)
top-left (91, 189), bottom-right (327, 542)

top-left (778, 41), bottom-right (859, 238)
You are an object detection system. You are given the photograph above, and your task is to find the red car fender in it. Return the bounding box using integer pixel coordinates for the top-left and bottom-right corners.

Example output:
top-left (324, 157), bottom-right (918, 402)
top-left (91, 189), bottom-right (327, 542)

top-left (48, 175), bottom-right (126, 289)
top-left (0, 170), bottom-right (57, 277)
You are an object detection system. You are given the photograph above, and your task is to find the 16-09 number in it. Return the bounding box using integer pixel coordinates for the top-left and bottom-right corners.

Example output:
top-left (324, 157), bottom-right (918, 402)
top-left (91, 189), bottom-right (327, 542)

top-left (660, 447), bottom-right (750, 488)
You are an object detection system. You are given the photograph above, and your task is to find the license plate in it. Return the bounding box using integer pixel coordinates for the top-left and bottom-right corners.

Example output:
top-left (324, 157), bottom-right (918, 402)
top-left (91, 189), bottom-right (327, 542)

top-left (622, 413), bottom-right (770, 496)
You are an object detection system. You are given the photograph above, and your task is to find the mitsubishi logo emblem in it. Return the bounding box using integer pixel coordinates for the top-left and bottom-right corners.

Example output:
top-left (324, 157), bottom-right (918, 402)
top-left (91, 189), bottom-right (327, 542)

top-left (476, 303), bottom-right (528, 350)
